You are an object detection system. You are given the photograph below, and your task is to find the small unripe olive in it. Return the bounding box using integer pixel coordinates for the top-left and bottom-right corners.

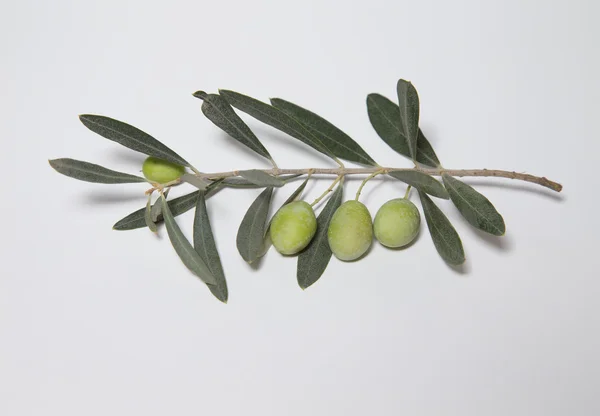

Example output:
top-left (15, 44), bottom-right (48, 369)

top-left (327, 200), bottom-right (373, 261)
top-left (270, 201), bottom-right (317, 255)
top-left (142, 156), bottom-right (186, 184)
top-left (374, 198), bottom-right (421, 248)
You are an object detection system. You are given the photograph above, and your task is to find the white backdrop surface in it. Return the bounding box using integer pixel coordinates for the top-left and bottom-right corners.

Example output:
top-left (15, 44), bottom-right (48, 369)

top-left (1, 1), bottom-right (599, 415)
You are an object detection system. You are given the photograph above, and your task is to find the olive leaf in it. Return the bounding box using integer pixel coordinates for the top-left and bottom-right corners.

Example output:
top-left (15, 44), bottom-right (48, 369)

top-left (222, 174), bottom-right (301, 189)
top-left (151, 189), bottom-right (169, 221)
top-left (367, 93), bottom-right (409, 156)
top-left (259, 175), bottom-right (310, 257)
top-left (366, 94), bottom-right (440, 167)
top-left (79, 114), bottom-right (190, 167)
top-left (416, 129), bottom-right (441, 168)
top-left (270, 98), bottom-right (377, 166)
top-left (181, 173), bottom-right (210, 190)
top-left (297, 183), bottom-right (344, 289)
top-left (238, 170), bottom-right (285, 187)
top-left (442, 174), bottom-right (505, 236)
top-left (114, 193), bottom-right (197, 230)
top-left (49, 158), bottom-right (146, 184)
top-left (161, 196), bottom-right (217, 286)
top-left (396, 79), bottom-right (420, 160)
top-left (113, 181), bottom-right (223, 230)
top-left (257, 233), bottom-right (272, 259)
top-left (387, 170), bottom-right (449, 199)
top-left (193, 91), bottom-right (273, 162)
top-left (194, 191), bottom-right (228, 303)
top-left (144, 194), bottom-right (158, 233)
top-left (219, 90), bottom-right (335, 159)
top-left (419, 191), bottom-right (465, 265)
top-left (236, 187), bottom-right (274, 263)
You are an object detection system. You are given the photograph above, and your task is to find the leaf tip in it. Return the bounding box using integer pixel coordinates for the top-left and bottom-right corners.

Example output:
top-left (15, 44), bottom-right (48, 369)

top-left (192, 91), bottom-right (208, 100)
top-left (366, 93), bottom-right (378, 102)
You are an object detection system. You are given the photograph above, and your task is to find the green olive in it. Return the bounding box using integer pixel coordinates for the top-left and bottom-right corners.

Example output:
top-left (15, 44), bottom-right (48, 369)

top-left (142, 156), bottom-right (186, 184)
top-left (374, 198), bottom-right (421, 248)
top-left (327, 200), bottom-right (373, 261)
top-left (270, 201), bottom-right (317, 255)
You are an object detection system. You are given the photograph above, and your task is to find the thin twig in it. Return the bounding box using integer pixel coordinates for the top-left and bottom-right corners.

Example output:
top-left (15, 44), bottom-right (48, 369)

top-left (311, 176), bottom-right (343, 207)
top-left (355, 171), bottom-right (382, 201)
top-left (195, 167), bottom-right (563, 192)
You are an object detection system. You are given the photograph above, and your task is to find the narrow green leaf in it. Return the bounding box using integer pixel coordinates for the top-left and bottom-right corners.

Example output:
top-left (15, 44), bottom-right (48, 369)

top-left (193, 91), bottom-right (273, 161)
top-left (236, 187), bottom-right (274, 263)
top-left (442, 174), bottom-right (506, 236)
top-left (260, 175), bottom-right (310, 257)
top-left (79, 114), bottom-right (190, 167)
top-left (396, 80), bottom-right (420, 160)
top-left (49, 158), bottom-right (146, 184)
top-left (222, 173), bottom-right (301, 189)
top-left (151, 189), bottom-right (169, 222)
top-left (238, 170), bottom-right (285, 187)
top-left (114, 192), bottom-right (198, 230)
top-left (367, 93), bottom-right (409, 156)
top-left (257, 232), bottom-right (272, 259)
top-left (161, 196), bottom-right (216, 286)
top-left (297, 183), bottom-right (344, 289)
top-left (419, 191), bottom-right (465, 265)
top-left (194, 191), bottom-right (228, 303)
top-left (416, 129), bottom-right (441, 168)
top-left (181, 173), bottom-right (210, 190)
top-left (270, 98), bottom-right (377, 166)
top-left (113, 181), bottom-right (222, 230)
top-left (388, 170), bottom-right (449, 199)
top-left (366, 94), bottom-right (440, 167)
top-left (221, 177), bottom-right (262, 189)
top-left (144, 194), bottom-right (158, 233)
top-left (219, 90), bottom-right (335, 159)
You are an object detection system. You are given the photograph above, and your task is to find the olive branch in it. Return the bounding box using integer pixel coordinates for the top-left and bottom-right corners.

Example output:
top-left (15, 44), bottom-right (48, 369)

top-left (49, 78), bottom-right (563, 303)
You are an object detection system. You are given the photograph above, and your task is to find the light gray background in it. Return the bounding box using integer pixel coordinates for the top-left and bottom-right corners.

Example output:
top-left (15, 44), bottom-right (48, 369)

top-left (1, 0), bottom-right (598, 415)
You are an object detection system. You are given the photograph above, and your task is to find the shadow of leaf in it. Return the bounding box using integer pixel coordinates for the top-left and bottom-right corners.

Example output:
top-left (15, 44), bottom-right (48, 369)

top-left (447, 259), bottom-right (471, 275)
top-left (106, 148), bottom-right (147, 166)
top-left (470, 227), bottom-right (514, 251)
top-left (79, 190), bottom-right (146, 206)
